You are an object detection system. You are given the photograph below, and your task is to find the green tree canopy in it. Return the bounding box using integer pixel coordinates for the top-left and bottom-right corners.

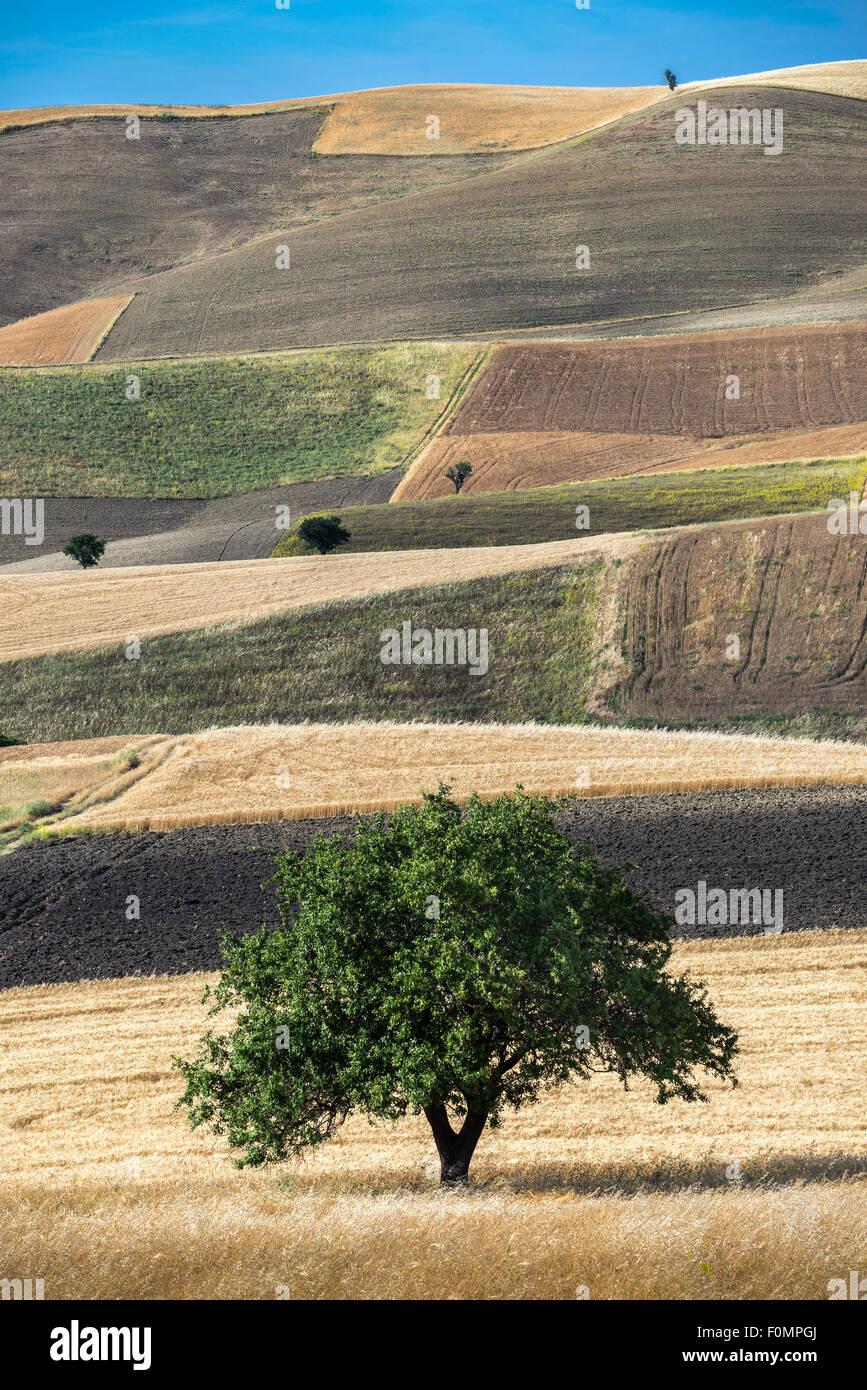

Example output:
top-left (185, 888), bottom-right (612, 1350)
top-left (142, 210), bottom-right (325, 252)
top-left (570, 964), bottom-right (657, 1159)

top-left (175, 787), bottom-right (738, 1184)
top-left (295, 513), bottom-right (350, 555)
top-left (445, 459), bottom-right (473, 493)
top-left (62, 533), bottom-right (106, 568)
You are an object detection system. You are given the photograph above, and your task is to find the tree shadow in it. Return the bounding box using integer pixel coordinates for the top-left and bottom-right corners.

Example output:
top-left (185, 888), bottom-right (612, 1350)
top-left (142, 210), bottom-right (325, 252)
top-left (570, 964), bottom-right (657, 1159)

top-left (277, 1147), bottom-right (867, 1198)
top-left (470, 1148), bottom-right (867, 1196)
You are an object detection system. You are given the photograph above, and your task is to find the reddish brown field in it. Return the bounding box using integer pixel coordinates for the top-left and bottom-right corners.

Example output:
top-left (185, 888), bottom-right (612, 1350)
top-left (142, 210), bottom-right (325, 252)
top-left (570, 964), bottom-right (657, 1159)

top-left (392, 422), bottom-right (867, 500)
top-left (396, 325), bottom-right (867, 498)
top-left (602, 511), bottom-right (867, 721)
top-left (0, 296), bottom-right (132, 366)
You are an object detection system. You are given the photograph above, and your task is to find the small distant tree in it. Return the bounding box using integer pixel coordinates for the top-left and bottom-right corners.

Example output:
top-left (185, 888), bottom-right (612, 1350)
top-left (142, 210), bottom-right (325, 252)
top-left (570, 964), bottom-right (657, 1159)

top-left (664, 69), bottom-right (678, 91)
top-left (175, 787), bottom-right (739, 1186)
top-left (295, 514), bottom-right (350, 555)
top-left (63, 533), bottom-right (106, 569)
top-left (445, 459), bottom-right (473, 494)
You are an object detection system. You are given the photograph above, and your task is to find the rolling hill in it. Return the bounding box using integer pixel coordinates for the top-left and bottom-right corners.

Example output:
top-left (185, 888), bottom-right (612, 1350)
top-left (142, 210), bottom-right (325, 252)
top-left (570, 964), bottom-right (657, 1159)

top-left (90, 86), bottom-right (867, 361)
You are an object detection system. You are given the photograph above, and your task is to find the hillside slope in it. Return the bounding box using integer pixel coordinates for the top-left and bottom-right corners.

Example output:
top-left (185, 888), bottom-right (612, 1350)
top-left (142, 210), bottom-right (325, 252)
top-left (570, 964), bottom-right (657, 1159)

top-left (0, 112), bottom-right (517, 326)
top-left (94, 88), bottom-right (867, 360)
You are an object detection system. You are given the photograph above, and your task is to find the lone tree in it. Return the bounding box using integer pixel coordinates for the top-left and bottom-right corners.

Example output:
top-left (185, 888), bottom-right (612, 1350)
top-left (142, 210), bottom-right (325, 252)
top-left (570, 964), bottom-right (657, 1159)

top-left (664, 69), bottom-right (678, 90)
top-left (63, 533), bottom-right (106, 569)
top-left (295, 513), bottom-right (350, 555)
top-left (175, 787), bottom-right (738, 1185)
top-left (445, 459), bottom-right (473, 493)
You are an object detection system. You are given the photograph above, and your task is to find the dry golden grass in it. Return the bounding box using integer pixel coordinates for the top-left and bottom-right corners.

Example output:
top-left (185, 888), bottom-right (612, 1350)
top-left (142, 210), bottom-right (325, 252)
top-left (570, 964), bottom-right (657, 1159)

top-left (0, 296), bottom-right (132, 367)
top-left (394, 424), bottom-right (867, 499)
top-left (30, 721), bottom-right (867, 833)
top-left (0, 533), bottom-right (637, 662)
top-left (0, 735), bottom-right (167, 834)
top-left (1, 931), bottom-right (864, 1298)
top-left (682, 60), bottom-right (867, 102)
top-left (312, 84), bottom-right (665, 154)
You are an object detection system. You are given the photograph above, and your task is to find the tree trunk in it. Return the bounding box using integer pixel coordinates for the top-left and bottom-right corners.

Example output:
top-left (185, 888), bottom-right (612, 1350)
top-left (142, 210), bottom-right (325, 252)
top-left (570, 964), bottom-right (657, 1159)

top-left (424, 1103), bottom-right (488, 1186)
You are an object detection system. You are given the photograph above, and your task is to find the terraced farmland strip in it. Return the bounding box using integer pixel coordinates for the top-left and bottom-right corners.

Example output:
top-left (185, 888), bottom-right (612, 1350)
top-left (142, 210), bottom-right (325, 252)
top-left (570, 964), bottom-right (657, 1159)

top-left (11, 720), bottom-right (863, 835)
top-left (0, 534), bottom-right (633, 662)
top-left (290, 459), bottom-right (867, 553)
top-left (395, 422), bottom-right (867, 499)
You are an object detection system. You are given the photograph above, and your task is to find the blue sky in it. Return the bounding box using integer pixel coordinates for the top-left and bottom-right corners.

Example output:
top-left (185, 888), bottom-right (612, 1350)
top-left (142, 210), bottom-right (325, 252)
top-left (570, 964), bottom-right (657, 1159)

top-left (3, 1), bottom-right (864, 109)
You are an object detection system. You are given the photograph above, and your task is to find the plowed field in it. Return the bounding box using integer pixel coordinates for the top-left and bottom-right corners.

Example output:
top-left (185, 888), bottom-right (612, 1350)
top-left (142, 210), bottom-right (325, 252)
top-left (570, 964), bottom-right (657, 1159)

top-left (606, 512), bottom-right (867, 720)
top-left (396, 325), bottom-right (867, 498)
top-left (93, 89), bottom-right (867, 361)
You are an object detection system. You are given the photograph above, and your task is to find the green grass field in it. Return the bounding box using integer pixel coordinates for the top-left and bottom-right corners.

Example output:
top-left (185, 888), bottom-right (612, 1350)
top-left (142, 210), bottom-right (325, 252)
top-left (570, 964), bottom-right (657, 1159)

top-left (274, 457), bottom-right (867, 556)
top-left (0, 565), bottom-right (603, 743)
top-left (0, 344), bottom-right (479, 499)
top-left (3, 555), bottom-right (866, 749)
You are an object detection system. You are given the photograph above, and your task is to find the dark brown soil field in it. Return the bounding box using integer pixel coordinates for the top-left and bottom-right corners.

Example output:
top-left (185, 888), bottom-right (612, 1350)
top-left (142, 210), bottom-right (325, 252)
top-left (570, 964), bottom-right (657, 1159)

top-left (0, 470), bottom-right (401, 571)
top-left (605, 511), bottom-right (867, 721)
top-left (2, 784), bottom-right (864, 989)
top-left (0, 113), bottom-right (515, 326)
top-left (94, 88), bottom-right (867, 361)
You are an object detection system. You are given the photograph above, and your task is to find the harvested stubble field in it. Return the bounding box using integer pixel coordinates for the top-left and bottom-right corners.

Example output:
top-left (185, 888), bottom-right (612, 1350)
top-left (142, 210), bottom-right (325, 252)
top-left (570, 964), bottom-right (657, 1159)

top-left (311, 83), bottom-right (664, 154)
top-left (94, 88), bottom-right (867, 360)
top-left (10, 721), bottom-right (866, 835)
top-left (0, 343), bottom-right (477, 498)
top-left (678, 59), bottom-right (867, 102)
top-left (0, 110), bottom-right (519, 331)
top-left (0, 735), bottom-right (166, 843)
top-left (0, 534), bottom-right (631, 662)
top-left (277, 458), bottom-right (867, 555)
top-left (3, 785), bottom-right (866, 986)
top-left (1, 931), bottom-right (864, 1298)
top-left (0, 296), bottom-right (132, 367)
top-left (608, 512), bottom-right (867, 722)
top-left (397, 325), bottom-right (867, 498)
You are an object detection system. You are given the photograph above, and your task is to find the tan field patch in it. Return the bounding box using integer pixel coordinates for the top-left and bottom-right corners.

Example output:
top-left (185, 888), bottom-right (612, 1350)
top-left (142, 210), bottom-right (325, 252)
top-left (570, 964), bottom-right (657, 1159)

top-left (682, 60), bottom-right (867, 102)
top-left (0, 736), bottom-right (171, 837)
top-left (312, 83), bottom-right (664, 154)
top-left (30, 722), bottom-right (867, 833)
top-left (393, 423), bottom-right (867, 500)
top-left (0, 295), bottom-right (133, 367)
top-left (1, 931), bottom-right (864, 1297)
top-left (0, 534), bottom-right (637, 662)
top-left (0, 96), bottom-right (340, 132)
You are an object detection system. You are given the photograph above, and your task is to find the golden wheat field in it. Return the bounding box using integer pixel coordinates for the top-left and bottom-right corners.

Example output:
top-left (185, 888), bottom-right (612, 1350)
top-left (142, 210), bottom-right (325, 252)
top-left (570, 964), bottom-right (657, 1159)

top-left (0, 534), bottom-right (637, 661)
top-left (11, 721), bottom-right (866, 834)
top-left (0, 295), bottom-right (133, 367)
top-left (394, 424), bottom-right (867, 500)
top-left (1, 931), bottom-right (864, 1298)
top-left (680, 59), bottom-right (867, 101)
top-left (311, 83), bottom-right (665, 154)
